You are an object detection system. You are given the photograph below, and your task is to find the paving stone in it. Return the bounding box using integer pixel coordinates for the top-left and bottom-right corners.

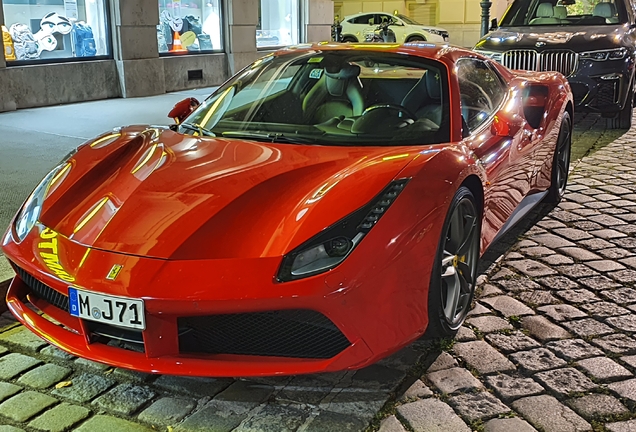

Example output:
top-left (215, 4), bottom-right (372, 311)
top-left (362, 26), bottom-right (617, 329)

top-left (484, 417), bottom-right (538, 432)
top-left (556, 264), bottom-right (600, 278)
top-left (449, 391), bottom-right (510, 422)
top-left (214, 380), bottom-right (275, 412)
top-left (567, 394), bottom-right (629, 420)
top-left (497, 278), bottom-right (542, 292)
top-left (0, 427), bottom-right (25, 432)
top-left (518, 290), bottom-right (559, 306)
top-left (546, 339), bottom-right (604, 361)
top-left (592, 333), bottom-right (636, 354)
top-left (608, 378), bottom-right (636, 402)
top-left (555, 289), bottom-right (599, 304)
top-left (153, 375), bottom-right (233, 398)
top-left (538, 219), bottom-right (567, 229)
top-left (538, 304), bottom-right (587, 322)
top-left (598, 247), bottom-right (634, 259)
top-left (0, 327), bottom-right (48, 352)
top-left (552, 228), bottom-right (593, 241)
top-left (138, 397), bottom-right (197, 427)
top-left (351, 364), bottom-right (406, 391)
top-left (93, 383), bottom-right (155, 416)
top-left (580, 302), bottom-right (630, 318)
top-left (486, 332), bottom-right (541, 353)
top-left (613, 237), bottom-right (636, 249)
top-left (39, 345), bottom-right (75, 361)
top-left (541, 254), bottom-right (574, 265)
top-left (534, 368), bottom-right (596, 397)
top-left (608, 269), bottom-right (636, 284)
top-left (537, 276), bottom-right (579, 290)
top-left (0, 353), bottom-right (41, 380)
top-left (378, 415), bottom-right (406, 432)
top-left (513, 395), bottom-right (591, 432)
top-left (455, 326), bottom-right (476, 341)
top-left (602, 288), bottom-right (636, 304)
top-left (485, 374), bottom-right (544, 402)
top-left (453, 341), bottom-right (516, 374)
top-left (481, 284), bottom-right (503, 296)
top-left (28, 402), bottom-right (90, 432)
top-left (0, 391), bottom-right (57, 422)
top-left (508, 260), bottom-right (558, 277)
top-left (622, 355), bottom-right (636, 369)
top-left (579, 238), bottom-right (618, 251)
top-left (74, 358), bottom-right (110, 372)
top-left (591, 229), bottom-right (627, 240)
top-left (465, 316), bottom-right (513, 333)
top-left (519, 247), bottom-right (553, 258)
top-left (51, 373), bottom-right (116, 404)
top-left (586, 260), bottom-right (627, 272)
top-left (467, 303), bottom-right (491, 316)
top-left (400, 380), bottom-right (433, 402)
top-left (302, 411), bottom-right (368, 432)
top-left (606, 420), bottom-right (636, 432)
top-left (481, 296), bottom-right (535, 317)
top-left (510, 348), bottom-right (567, 372)
top-left (111, 368), bottom-right (152, 383)
top-left (426, 368), bottom-right (483, 394)
top-left (563, 193), bottom-right (596, 204)
top-left (522, 316), bottom-right (571, 342)
top-left (577, 357), bottom-right (632, 381)
top-left (426, 352), bottom-right (458, 372)
top-left (562, 318), bottom-right (614, 337)
top-left (75, 415), bottom-right (153, 432)
top-left (491, 268), bottom-right (517, 280)
top-left (580, 276), bottom-right (621, 290)
top-left (560, 248), bottom-right (601, 261)
top-left (17, 364), bottom-right (71, 390)
top-left (396, 398), bottom-right (470, 432)
top-left (234, 405), bottom-right (309, 432)
top-left (506, 252), bottom-right (525, 260)
top-left (606, 314), bottom-right (636, 332)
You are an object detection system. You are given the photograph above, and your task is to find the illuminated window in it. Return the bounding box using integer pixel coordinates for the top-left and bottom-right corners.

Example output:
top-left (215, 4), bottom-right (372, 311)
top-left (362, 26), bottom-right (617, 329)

top-left (257, 0), bottom-right (300, 48)
top-left (157, 0), bottom-right (223, 55)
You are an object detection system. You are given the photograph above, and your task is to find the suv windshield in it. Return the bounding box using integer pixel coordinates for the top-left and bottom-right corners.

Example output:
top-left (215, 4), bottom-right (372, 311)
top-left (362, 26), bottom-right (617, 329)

top-left (181, 50), bottom-right (450, 146)
top-left (501, 0), bottom-right (627, 26)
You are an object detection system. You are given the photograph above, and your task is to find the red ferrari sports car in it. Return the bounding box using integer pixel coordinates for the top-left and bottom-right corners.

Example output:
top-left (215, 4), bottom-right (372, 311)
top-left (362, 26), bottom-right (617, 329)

top-left (2, 43), bottom-right (573, 377)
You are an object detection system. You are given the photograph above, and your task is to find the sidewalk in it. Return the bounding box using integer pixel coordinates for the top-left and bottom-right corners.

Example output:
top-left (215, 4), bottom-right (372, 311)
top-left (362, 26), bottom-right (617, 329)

top-left (0, 100), bottom-right (633, 430)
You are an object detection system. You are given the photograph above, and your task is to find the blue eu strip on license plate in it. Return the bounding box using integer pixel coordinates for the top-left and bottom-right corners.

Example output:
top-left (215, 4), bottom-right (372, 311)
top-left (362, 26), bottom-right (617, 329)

top-left (68, 287), bottom-right (146, 330)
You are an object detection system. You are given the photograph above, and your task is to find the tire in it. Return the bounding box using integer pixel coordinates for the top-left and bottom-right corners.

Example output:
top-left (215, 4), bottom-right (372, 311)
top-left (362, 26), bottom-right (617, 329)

top-left (406, 35), bottom-right (426, 42)
top-left (424, 186), bottom-right (481, 338)
top-left (608, 85), bottom-right (633, 130)
top-left (546, 111), bottom-right (572, 203)
top-left (341, 36), bottom-right (358, 43)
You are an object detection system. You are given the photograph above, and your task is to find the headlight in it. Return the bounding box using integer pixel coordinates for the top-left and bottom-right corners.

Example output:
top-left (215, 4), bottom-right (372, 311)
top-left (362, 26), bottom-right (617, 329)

top-left (475, 50), bottom-right (503, 63)
top-left (580, 48), bottom-right (628, 61)
top-left (13, 163), bottom-right (67, 242)
top-left (423, 29), bottom-right (443, 36)
top-left (277, 179), bottom-right (410, 282)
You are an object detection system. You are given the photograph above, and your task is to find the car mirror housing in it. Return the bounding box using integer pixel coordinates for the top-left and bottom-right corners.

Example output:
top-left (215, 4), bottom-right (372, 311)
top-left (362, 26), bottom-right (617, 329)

top-left (489, 18), bottom-right (498, 31)
top-left (168, 97), bottom-right (201, 124)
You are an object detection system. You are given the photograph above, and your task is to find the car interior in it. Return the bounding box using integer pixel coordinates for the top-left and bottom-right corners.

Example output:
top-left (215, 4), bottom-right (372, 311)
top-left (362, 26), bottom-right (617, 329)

top-left (511, 0), bottom-right (624, 26)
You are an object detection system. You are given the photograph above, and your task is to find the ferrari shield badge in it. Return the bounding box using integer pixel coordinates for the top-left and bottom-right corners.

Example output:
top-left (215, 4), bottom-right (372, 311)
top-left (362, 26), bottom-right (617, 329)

top-left (106, 264), bottom-right (123, 281)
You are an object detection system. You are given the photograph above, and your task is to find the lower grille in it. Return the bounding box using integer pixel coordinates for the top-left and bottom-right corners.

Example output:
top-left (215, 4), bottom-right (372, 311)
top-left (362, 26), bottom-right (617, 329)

top-left (15, 267), bottom-right (69, 311)
top-left (178, 310), bottom-right (351, 359)
top-left (593, 81), bottom-right (619, 107)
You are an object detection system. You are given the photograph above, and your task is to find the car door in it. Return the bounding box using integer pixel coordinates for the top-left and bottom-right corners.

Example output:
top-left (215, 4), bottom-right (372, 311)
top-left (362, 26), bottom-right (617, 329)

top-left (456, 58), bottom-right (536, 245)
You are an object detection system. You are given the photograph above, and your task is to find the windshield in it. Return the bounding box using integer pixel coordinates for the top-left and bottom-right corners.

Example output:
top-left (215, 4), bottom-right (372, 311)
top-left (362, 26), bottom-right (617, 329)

top-left (501, 0), bottom-right (627, 26)
top-left (397, 14), bottom-right (421, 25)
top-left (181, 50), bottom-right (450, 146)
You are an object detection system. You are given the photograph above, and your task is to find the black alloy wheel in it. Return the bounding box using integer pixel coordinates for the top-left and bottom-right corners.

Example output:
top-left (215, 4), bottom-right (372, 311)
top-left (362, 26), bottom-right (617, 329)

top-left (425, 186), bottom-right (481, 337)
top-left (546, 111), bottom-right (572, 203)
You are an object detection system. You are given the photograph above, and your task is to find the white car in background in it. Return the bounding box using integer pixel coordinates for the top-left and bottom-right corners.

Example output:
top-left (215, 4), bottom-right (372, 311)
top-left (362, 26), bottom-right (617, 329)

top-left (340, 12), bottom-right (449, 43)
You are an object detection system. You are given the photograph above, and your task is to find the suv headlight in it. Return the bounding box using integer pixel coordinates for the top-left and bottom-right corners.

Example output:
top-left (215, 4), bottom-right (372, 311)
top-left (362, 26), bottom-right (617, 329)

top-left (580, 48), bottom-right (628, 61)
top-left (277, 179), bottom-right (410, 282)
top-left (14, 163), bottom-right (68, 242)
top-left (423, 28), bottom-right (443, 36)
top-left (475, 50), bottom-right (503, 63)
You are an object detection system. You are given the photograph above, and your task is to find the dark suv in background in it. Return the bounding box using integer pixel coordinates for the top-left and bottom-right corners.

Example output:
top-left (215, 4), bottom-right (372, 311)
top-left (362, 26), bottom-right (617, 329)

top-left (475, 0), bottom-right (636, 128)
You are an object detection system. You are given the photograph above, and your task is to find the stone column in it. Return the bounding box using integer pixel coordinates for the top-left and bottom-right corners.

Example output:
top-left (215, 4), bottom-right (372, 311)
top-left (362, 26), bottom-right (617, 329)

top-left (111, 0), bottom-right (166, 98)
top-left (306, 0), bottom-right (334, 43)
top-left (0, 2), bottom-right (6, 68)
top-left (226, 0), bottom-right (260, 75)
top-left (0, 1), bottom-right (14, 112)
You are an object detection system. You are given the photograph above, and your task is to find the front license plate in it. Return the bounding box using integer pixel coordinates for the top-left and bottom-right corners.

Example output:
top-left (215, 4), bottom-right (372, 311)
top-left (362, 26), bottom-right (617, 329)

top-left (68, 288), bottom-right (145, 330)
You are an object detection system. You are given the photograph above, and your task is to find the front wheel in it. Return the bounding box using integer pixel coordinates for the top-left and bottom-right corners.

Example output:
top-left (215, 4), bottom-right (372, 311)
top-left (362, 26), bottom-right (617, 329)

top-left (341, 36), bottom-right (358, 43)
top-left (406, 35), bottom-right (426, 42)
top-left (424, 186), bottom-right (481, 338)
top-left (546, 111), bottom-right (572, 203)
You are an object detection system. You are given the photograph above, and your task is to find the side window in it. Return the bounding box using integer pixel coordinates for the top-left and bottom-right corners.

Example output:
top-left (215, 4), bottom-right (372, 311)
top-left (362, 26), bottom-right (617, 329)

top-left (351, 14), bottom-right (372, 25)
top-left (378, 14), bottom-right (391, 24)
top-left (457, 58), bottom-right (507, 134)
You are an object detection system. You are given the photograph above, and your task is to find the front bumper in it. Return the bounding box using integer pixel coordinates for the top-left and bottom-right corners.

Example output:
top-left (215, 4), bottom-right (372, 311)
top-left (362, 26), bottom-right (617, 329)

top-left (2, 220), bottom-right (432, 377)
top-left (569, 57), bottom-right (634, 114)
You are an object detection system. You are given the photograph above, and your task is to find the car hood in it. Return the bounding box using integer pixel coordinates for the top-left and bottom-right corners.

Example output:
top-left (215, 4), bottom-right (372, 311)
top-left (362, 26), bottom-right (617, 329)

top-left (475, 24), bottom-right (627, 52)
top-left (39, 126), bottom-right (436, 260)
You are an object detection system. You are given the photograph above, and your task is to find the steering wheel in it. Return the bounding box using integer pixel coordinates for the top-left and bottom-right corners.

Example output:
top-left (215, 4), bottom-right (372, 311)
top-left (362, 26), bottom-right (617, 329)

top-left (362, 104), bottom-right (418, 122)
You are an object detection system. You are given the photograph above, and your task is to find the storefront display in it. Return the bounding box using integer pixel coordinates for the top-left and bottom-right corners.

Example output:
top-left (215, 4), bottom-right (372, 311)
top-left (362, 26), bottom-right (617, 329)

top-left (157, 0), bottom-right (222, 54)
top-left (1, 0), bottom-right (109, 62)
top-left (257, 0), bottom-right (299, 48)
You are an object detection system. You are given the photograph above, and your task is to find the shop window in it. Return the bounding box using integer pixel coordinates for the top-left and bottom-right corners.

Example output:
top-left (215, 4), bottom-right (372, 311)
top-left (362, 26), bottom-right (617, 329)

top-left (1, 0), bottom-right (110, 63)
top-left (257, 0), bottom-right (300, 48)
top-left (158, 0), bottom-right (222, 55)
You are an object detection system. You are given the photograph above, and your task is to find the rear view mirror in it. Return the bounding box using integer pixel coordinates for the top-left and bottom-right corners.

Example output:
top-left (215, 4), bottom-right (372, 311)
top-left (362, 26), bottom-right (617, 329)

top-left (168, 97), bottom-right (200, 124)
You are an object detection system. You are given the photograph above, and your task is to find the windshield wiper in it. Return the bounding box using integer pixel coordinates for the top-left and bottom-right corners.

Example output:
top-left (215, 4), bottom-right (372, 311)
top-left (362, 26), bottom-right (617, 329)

top-left (180, 122), bottom-right (216, 137)
top-left (222, 131), bottom-right (318, 144)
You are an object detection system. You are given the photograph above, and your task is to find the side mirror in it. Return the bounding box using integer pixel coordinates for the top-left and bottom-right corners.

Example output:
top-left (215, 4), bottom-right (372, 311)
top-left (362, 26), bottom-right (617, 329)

top-left (491, 112), bottom-right (525, 137)
top-left (490, 18), bottom-right (498, 31)
top-left (168, 97), bottom-right (200, 124)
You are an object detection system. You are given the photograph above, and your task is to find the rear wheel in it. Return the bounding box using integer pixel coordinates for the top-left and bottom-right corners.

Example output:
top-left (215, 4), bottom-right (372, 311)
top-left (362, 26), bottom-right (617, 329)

top-left (608, 84), bottom-right (633, 129)
top-left (425, 186), bottom-right (480, 338)
top-left (546, 111), bottom-right (572, 203)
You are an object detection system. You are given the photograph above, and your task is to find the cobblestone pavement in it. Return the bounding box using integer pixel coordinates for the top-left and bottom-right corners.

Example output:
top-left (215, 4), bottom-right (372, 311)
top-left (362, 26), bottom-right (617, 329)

top-left (0, 115), bottom-right (635, 432)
